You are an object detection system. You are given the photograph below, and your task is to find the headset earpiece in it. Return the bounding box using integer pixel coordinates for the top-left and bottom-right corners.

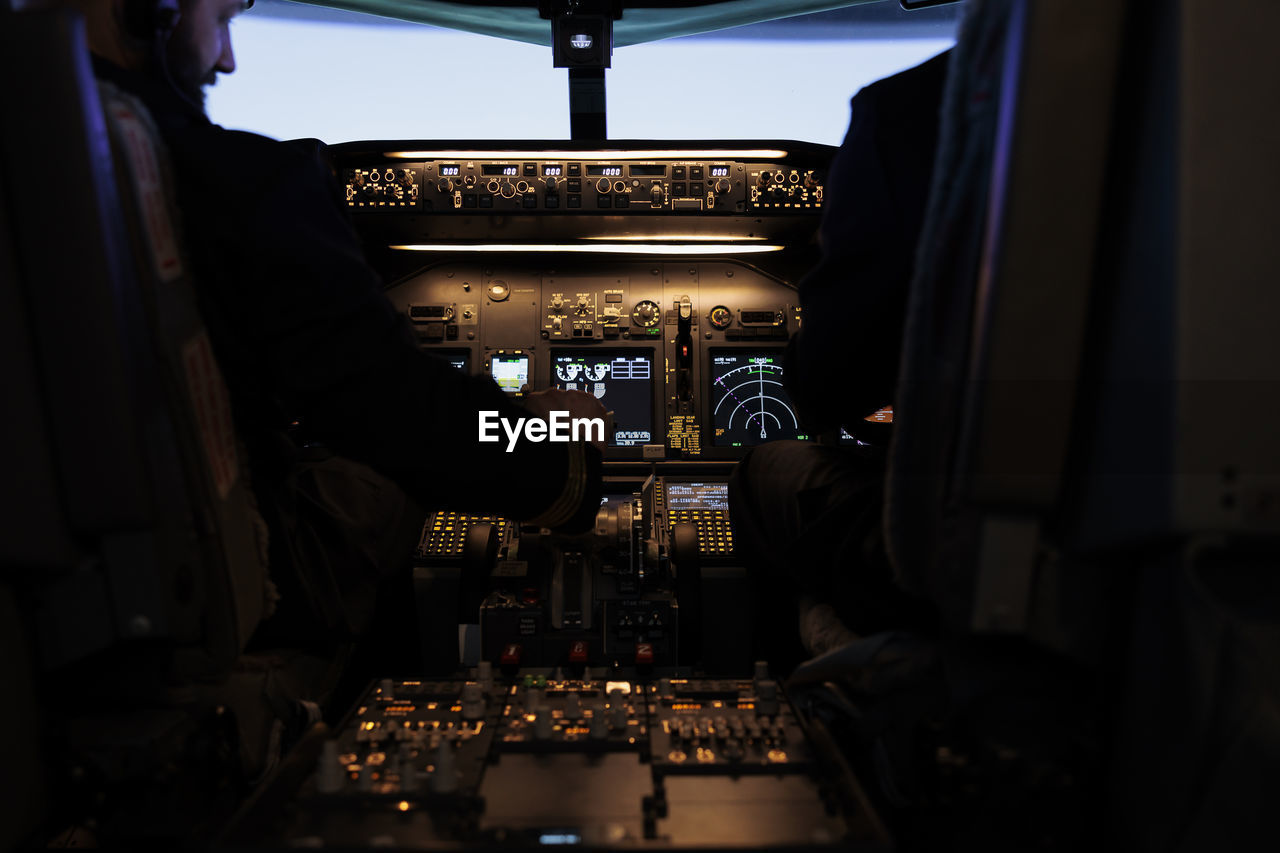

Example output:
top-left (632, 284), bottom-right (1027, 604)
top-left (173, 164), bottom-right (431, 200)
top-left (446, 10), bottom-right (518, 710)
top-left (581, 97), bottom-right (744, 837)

top-left (122, 0), bottom-right (180, 41)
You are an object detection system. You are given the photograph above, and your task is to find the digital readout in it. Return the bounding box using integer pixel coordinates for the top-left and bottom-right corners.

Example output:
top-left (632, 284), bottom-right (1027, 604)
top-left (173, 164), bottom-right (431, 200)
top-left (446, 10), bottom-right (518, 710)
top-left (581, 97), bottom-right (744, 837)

top-left (543, 165), bottom-right (563, 176)
top-left (440, 164), bottom-right (460, 176)
top-left (710, 166), bottom-right (730, 177)
top-left (482, 164), bottom-right (519, 176)
top-left (586, 165), bottom-right (623, 177)
top-left (629, 165), bottom-right (666, 177)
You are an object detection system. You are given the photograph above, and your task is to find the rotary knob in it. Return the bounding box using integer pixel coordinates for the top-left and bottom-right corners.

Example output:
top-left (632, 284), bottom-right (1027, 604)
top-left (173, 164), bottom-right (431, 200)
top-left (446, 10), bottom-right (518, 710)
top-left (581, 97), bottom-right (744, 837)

top-left (551, 295), bottom-right (564, 311)
top-left (713, 178), bottom-right (731, 194)
top-left (632, 300), bottom-right (660, 328)
top-left (596, 177), bottom-right (611, 194)
top-left (574, 295), bottom-right (590, 315)
top-left (436, 177), bottom-right (454, 193)
top-left (499, 181), bottom-right (517, 199)
top-left (546, 176), bottom-right (558, 192)
top-left (709, 306), bottom-right (732, 329)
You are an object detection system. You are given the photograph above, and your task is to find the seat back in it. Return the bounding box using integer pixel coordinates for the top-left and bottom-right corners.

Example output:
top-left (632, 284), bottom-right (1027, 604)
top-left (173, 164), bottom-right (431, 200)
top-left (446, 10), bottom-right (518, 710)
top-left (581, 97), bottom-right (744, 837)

top-left (0, 9), bottom-right (281, 841)
top-left (885, 0), bottom-right (1280, 844)
top-left (0, 9), bottom-right (271, 685)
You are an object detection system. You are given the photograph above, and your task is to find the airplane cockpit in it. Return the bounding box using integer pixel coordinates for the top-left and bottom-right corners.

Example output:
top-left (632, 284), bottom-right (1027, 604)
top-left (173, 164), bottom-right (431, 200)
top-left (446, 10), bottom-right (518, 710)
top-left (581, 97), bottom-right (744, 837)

top-left (3, 0), bottom-right (1279, 850)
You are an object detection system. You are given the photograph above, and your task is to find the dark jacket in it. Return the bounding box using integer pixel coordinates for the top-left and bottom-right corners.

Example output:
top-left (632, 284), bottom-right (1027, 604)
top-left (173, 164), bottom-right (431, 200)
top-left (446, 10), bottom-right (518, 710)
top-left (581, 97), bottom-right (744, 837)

top-left (94, 58), bottom-right (600, 532)
top-left (785, 50), bottom-right (950, 438)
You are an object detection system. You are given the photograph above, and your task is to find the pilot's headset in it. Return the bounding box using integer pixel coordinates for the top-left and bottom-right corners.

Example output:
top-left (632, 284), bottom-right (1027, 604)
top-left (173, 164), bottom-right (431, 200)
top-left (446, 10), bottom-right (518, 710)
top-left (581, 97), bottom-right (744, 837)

top-left (122, 0), bottom-right (181, 45)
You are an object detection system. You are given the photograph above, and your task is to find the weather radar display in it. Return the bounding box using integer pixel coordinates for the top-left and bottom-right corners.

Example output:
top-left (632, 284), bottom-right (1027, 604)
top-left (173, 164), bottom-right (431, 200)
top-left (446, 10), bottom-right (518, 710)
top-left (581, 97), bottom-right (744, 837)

top-left (710, 351), bottom-right (806, 447)
top-left (552, 351), bottom-right (653, 447)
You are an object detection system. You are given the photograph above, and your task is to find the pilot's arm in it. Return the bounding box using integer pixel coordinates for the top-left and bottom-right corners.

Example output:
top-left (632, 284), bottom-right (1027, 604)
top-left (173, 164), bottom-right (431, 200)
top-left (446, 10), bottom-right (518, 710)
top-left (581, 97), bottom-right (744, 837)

top-left (166, 126), bottom-right (604, 532)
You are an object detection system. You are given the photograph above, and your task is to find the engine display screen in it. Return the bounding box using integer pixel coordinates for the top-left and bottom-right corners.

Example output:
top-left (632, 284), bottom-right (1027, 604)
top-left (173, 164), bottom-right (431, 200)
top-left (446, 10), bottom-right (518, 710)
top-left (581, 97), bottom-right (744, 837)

top-left (552, 350), bottom-right (653, 447)
top-left (663, 480), bottom-right (729, 511)
top-left (709, 350), bottom-right (807, 447)
top-left (490, 354), bottom-right (529, 393)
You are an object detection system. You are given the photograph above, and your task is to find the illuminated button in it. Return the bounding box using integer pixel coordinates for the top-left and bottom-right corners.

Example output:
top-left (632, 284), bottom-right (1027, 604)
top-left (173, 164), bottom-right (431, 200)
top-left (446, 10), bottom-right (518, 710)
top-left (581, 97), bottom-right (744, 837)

top-left (673, 166), bottom-right (687, 179)
top-left (636, 642), bottom-right (654, 666)
top-left (673, 182), bottom-right (687, 196)
top-left (690, 166), bottom-right (704, 180)
top-left (569, 640), bottom-right (588, 663)
top-left (568, 163), bottom-right (581, 176)
top-left (523, 162), bottom-right (537, 176)
top-left (501, 644), bottom-right (522, 666)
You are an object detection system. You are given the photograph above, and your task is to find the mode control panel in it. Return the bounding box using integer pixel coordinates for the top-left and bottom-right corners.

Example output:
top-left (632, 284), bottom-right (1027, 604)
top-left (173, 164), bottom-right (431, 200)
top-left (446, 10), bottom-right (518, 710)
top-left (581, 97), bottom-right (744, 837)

top-left (342, 157), bottom-right (824, 214)
top-left (346, 165), bottom-right (421, 208)
top-left (748, 167), bottom-right (824, 210)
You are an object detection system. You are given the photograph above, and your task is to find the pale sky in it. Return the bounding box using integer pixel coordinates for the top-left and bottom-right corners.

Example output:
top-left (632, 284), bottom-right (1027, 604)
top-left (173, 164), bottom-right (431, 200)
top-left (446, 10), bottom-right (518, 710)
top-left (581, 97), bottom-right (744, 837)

top-left (206, 15), bottom-right (953, 145)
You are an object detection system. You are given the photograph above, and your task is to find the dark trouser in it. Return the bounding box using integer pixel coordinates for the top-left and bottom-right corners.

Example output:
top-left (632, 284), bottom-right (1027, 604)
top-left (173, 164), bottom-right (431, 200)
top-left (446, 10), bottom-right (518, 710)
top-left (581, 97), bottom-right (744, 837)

top-left (254, 453), bottom-right (426, 654)
top-left (729, 441), bottom-right (923, 668)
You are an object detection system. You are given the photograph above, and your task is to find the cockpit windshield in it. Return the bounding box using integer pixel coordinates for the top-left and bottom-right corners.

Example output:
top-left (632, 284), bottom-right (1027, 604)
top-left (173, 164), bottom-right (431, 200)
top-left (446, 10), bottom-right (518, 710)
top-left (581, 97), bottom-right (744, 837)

top-left (208, 0), bottom-right (960, 143)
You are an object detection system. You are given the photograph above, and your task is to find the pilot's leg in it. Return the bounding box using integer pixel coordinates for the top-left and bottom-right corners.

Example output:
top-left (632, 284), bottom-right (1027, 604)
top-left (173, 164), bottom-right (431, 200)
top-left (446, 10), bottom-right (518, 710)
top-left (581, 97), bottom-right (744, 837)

top-left (729, 441), bottom-right (912, 666)
top-left (256, 453), bottom-right (426, 652)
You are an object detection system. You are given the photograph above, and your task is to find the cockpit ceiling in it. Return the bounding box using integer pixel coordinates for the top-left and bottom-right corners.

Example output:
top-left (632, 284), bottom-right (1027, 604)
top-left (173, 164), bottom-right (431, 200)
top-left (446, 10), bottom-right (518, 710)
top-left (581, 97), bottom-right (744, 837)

top-left (288, 0), bottom-right (887, 47)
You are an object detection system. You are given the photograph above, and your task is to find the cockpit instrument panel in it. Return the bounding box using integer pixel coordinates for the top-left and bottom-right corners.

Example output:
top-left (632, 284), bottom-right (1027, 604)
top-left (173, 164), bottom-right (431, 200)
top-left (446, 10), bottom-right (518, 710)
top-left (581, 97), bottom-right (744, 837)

top-left (386, 260), bottom-right (807, 460)
top-left (331, 142), bottom-right (837, 461)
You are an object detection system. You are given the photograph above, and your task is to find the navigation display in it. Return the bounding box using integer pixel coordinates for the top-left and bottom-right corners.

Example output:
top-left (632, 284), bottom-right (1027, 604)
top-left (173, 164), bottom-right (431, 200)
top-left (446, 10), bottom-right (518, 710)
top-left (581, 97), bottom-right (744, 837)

top-left (709, 350), bottom-right (807, 447)
top-left (490, 353), bottom-right (529, 394)
top-left (552, 350), bottom-right (653, 447)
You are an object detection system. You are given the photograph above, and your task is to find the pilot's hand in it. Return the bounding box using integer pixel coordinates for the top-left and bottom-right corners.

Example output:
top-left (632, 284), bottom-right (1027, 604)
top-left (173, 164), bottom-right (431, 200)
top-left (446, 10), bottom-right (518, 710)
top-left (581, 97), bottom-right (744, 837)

top-left (523, 388), bottom-right (611, 454)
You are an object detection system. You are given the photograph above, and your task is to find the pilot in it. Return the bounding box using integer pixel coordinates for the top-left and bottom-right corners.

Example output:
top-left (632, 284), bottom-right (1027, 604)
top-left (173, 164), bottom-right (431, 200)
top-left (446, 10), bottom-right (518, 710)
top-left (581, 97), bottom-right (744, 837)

top-left (56, 0), bottom-right (608, 639)
top-left (730, 50), bottom-right (951, 666)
